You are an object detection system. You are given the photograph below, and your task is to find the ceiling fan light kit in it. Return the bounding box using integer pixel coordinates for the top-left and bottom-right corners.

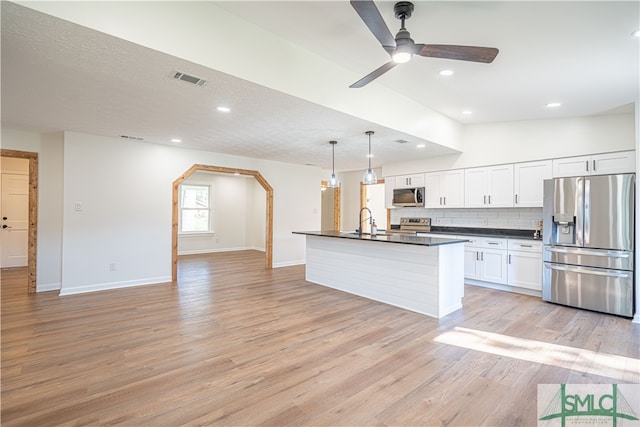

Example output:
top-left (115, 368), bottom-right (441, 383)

top-left (349, 0), bottom-right (499, 88)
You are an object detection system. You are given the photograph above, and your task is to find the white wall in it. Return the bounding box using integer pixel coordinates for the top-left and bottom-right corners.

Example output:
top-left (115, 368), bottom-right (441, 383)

top-left (178, 172), bottom-right (265, 255)
top-left (246, 179), bottom-right (266, 250)
top-left (383, 114), bottom-right (635, 176)
top-left (2, 128), bottom-right (322, 294)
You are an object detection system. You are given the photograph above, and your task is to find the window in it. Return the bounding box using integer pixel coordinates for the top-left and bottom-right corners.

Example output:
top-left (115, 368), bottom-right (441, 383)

top-left (179, 184), bottom-right (211, 233)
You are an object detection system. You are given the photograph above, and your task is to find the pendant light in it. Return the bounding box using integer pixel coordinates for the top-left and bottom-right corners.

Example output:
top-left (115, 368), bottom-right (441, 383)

top-left (362, 131), bottom-right (377, 185)
top-left (328, 140), bottom-right (340, 188)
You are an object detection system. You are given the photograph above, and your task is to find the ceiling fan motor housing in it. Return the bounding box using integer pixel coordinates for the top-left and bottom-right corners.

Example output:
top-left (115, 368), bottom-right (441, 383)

top-left (394, 1), bottom-right (414, 20)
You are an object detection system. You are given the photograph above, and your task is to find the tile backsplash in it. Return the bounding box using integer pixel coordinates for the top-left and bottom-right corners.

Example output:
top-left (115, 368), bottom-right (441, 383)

top-left (390, 207), bottom-right (543, 230)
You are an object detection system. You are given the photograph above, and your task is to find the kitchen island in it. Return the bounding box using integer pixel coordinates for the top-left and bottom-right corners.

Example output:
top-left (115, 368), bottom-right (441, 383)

top-left (292, 231), bottom-right (467, 318)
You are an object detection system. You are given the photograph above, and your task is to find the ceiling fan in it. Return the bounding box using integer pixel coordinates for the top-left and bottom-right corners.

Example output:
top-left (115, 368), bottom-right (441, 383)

top-left (350, 0), bottom-right (499, 88)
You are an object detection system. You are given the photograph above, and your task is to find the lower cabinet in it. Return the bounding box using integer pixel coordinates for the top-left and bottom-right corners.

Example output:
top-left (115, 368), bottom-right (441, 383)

top-left (464, 238), bottom-right (508, 285)
top-left (507, 240), bottom-right (543, 291)
top-left (464, 236), bottom-right (542, 292)
top-left (424, 233), bottom-right (543, 293)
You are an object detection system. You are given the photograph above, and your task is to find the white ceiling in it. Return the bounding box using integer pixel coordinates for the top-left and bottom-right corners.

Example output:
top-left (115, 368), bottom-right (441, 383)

top-left (2, 1), bottom-right (638, 172)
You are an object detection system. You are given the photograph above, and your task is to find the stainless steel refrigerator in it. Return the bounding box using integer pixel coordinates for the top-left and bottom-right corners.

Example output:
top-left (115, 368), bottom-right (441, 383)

top-left (542, 173), bottom-right (635, 317)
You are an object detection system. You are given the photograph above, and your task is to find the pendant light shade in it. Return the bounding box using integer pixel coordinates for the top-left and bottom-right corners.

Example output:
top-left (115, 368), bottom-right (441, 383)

top-left (362, 131), bottom-right (378, 185)
top-left (328, 140), bottom-right (340, 188)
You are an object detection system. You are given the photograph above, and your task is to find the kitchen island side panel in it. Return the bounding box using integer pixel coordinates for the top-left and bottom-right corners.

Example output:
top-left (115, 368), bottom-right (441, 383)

top-left (304, 235), bottom-right (464, 318)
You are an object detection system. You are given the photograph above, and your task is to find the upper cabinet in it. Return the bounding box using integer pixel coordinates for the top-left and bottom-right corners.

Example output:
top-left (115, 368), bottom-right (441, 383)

top-left (552, 151), bottom-right (635, 178)
top-left (424, 170), bottom-right (464, 209)
top-left (514, 160), bottom-right (552, 207)
top-left (394, 173), bottom-right (425, 189)
top-left (464, 164), bottom-right (514, 208)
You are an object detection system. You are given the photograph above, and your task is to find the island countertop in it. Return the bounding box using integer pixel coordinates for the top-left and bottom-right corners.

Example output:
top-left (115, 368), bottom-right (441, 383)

top-left (292, 230), bottom-right (467, 247)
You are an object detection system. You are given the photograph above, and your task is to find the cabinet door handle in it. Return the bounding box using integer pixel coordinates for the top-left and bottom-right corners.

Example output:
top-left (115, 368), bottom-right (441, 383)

top-left (488, 195), bottom-right (491, 205)
top-left (476, 251), bottom-right (480, 261)
top-left (439, 197), bottom-right (443, 205)
top-left (488, 242), bottom-right (499, 245)
top-left (481, 252), bottom-right (484, 261)
top-left (508, 254), bottom-right (511, 264)
top-left (483, 195), bottom-right (487, 204)
top-left (443, 196), bottom-right (446, 205)
top-left (515, 194), bottom-right (518, 204)
top-left (520, 244), bottom-right (532, 248)
top-left (586, 160), bottom-right (589, 171)
top-left (593, 160), bottom-right (596, 171)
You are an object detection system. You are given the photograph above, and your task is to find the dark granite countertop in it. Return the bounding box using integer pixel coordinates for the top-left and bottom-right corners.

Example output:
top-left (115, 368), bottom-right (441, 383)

top-left (389, 225), bottom-right (542, 241)
top-left (292, 230), bottom-right (468, 247)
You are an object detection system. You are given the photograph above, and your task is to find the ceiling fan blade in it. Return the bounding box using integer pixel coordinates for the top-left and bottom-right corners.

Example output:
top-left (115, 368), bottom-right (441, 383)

top-left (350, 61), bottom-right (398, 88)
top-left (417, 45), bottom-right (499, 63)
top-left (350, 0), bottom-right (396, 48)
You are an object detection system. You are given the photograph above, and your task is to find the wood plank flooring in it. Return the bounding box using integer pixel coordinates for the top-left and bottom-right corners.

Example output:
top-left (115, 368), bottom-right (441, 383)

top-left (2, 251), bottom-right (639, 426)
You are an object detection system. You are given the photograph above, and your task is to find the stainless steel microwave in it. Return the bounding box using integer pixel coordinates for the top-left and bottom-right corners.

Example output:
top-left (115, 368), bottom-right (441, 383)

top-left (392, 187), bottom-right (425, 207)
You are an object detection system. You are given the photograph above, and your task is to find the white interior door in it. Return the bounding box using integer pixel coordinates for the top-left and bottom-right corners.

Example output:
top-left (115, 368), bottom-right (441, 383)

top-left (1, 173), bottom-right (29, 268)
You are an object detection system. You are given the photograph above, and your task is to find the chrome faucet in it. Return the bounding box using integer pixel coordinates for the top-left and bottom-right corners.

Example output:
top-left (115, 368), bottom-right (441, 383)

top-left (357, 207), bottom-right (373, 235)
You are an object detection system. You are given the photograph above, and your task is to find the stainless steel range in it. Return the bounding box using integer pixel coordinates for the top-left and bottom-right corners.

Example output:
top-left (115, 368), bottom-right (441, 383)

top-left (400, 217), bottom-right (431, 232)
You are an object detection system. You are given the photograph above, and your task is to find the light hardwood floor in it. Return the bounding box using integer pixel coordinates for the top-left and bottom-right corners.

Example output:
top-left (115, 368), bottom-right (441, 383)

top-left (2, 251), bottom-right (639, 426)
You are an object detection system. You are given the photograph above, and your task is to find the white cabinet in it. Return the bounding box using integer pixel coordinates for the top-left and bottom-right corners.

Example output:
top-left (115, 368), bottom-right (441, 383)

top-left (394, 174), bottom-right (425, 189)
top-left (552, 151), bottom-right (635, 177)
top-left (464, 237), bottom-right (508, 284)
top-left (514, 160), bottom-right (552, 207)
top-left (424, 169), bottom-right (464, 208)
top-left (464, 164), bottom-right (514, 208)
top-left (507, 239), bottom-right (543, 291)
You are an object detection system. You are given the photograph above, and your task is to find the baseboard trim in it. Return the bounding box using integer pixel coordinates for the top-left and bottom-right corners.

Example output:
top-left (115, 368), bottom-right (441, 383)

top-left (465, 279), bottom-right (542, 298)
top-left (178, 247), bottom-right (265, 256)
top-left (273, 260), bottom-right (306, 268)
top-left (59, 276), bottom-right (172, 296)
top-left (37, 282), bottom-right (61, 292)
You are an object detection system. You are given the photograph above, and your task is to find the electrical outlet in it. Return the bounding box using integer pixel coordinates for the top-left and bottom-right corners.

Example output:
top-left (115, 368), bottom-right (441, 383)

top-left (74, 201), bottom-right (83, 211)
top-left (109, 263), bottom-right (117, 272)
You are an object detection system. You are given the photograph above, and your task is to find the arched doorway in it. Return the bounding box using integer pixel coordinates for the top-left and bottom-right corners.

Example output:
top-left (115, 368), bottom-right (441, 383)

top-left (171, 164), bottom-right (273, 282)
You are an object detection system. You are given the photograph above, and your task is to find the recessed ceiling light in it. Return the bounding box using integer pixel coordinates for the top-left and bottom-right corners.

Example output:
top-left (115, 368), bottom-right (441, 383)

top-left (546, 102), bottom-right (562, 108)
top-left (216, 106), bottom-right (231, 113)
top-left (462, 110), bottom-right (472, 115)
top-left (439, 70), bottom-right (454, 76)
top-left (171, 138), bottom-right (182, 143)
top-left (633, 29), bottom-right (640, 37)
top-left (416, 143), bottom-right (426, 148)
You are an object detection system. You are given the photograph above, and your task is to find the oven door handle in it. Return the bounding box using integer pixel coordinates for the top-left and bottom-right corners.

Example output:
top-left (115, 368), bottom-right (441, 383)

top-left (544, 247), bottom-right (630, 258)
top-left (544, 263), bottom-right (630, 278)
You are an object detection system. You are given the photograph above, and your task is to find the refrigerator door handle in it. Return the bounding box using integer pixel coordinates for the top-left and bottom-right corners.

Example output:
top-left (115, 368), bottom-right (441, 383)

top-left (544, 246), bottom-right (631, 258)
top-left (576, 177), bottom-right (585, 247)
top-left (583, 178), bottom-right (590, 246)
top-left (544, 263), bottom-right (630, 278)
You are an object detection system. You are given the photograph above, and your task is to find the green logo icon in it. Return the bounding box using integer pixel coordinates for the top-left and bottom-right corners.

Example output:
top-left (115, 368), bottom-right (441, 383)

top-left (539, 384), bottom-right (639, 427)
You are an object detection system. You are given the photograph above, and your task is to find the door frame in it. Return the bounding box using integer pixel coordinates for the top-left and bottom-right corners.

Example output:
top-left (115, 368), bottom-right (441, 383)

top-left (360, 179), bottom-right (389, 226)
top-left (171, 164), bottom-right (273, 281)
top-left (320, 180), bottom-right (341, 231)
top-left (0, 149), bottom-right (38, 294)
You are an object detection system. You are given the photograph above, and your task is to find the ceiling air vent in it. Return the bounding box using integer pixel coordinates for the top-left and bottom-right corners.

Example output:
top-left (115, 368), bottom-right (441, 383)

top-left (120, 135), bottom-right (144, 141)
top-left (171, 70), bottom-right (207, 86)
